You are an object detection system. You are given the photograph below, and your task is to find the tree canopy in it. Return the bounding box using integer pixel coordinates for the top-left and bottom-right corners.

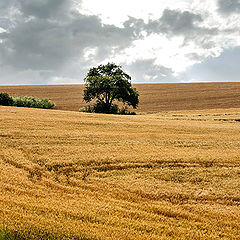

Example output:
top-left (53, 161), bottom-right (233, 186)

top-left (83, 63), bottom-right (139, 114)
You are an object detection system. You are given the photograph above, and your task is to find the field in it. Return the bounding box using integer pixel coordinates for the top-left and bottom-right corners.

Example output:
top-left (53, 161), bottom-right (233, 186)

top-left (0, 104), bottom-right (240, 239)
top-left (1, 82), bottom-right (240, 112)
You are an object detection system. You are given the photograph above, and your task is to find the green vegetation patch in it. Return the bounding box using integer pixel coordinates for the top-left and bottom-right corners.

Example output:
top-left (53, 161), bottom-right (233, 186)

top-left (0, 93), bottom-right (55, 109)
top-left (0, 227), bottom-right (25, 240)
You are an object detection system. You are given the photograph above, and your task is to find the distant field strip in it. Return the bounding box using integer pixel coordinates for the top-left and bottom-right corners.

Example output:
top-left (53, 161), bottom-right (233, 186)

top-left (1, 82), bottom-right (240, 112)
top-left (0, 106), bottom-right (240, 239)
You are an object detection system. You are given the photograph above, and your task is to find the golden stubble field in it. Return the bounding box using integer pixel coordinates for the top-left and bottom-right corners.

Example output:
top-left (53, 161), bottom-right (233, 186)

top-left (1, 82), bottom-right (240, 112)
top-left (0, 106), bottom-right (240, 239)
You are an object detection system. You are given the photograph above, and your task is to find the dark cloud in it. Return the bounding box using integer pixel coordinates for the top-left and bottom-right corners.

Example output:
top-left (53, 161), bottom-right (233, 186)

top-left (148, 9), bottom-right (203, 36)
top-left (0, 14), bottom-right (133, 70)
top-left (124, 9), bottom-right (219, 45)
top-left (159, 9), bottom-right (219, 42)
top-left (217, 0), bottom-right (240, 15)
top-left (0, 0), bottom-right (136, 84)
top-left (18, 0), bottom-right (71, 19)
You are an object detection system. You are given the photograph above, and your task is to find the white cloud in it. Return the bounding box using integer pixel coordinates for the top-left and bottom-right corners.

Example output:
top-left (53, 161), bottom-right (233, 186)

top-left (79, 0), bottom-right (193, 25)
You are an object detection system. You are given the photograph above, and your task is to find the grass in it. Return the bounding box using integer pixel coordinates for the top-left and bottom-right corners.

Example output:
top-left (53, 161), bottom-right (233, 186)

top-left (0, 106), bottom-right (240, 239)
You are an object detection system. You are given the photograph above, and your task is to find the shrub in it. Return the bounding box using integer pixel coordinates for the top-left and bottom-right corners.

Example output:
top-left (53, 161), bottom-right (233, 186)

top-left (93, 102), bottom-right (119, 114)
top-left (118, 106), bottom-right (136, 115)
top-left (0, 92), bottom-right (13, 106)
top-left (80, 104), bottom-right (136, 115)
top-left (12, 96), bottom-right (55, 109)
top-left (0, 92), bottom-right (55, 109)
top-left (79, 105), bottom-right (94, 113)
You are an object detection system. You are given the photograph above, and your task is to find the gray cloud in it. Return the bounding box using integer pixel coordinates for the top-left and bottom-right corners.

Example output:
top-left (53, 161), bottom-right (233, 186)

top-left (0, 18), bottom-right (14, 30)
top-left (0, 0), bottom-right (16, 16)
top-left (124, 9), bottom-right (219, 46)
top-left (217, 0), bottom-right (240, 15)
top-left (148, 9), bottom-right (203, 36)
top-left (0, 0), bottom-right (137, 84)
top-left (123, 17), bottom-right (146, 38)
top-left (18, 0), bottom-right (71, 19)
top-left (0, 14), bottom-right (134, 70)
top-left (126, 59), bottom-right (177, 83)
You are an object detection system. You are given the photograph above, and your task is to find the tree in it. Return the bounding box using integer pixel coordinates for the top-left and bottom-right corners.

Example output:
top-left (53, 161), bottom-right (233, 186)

top-left (83, 63), bottom-right (139, 114)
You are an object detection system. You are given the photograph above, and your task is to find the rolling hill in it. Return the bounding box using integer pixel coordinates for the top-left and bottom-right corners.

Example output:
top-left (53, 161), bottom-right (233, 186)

top-left (1, 82), bottom-right (240, 112)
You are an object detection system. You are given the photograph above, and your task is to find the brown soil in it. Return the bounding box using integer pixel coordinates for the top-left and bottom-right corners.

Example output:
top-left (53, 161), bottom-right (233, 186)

top-left (0, 82), bottom-right (240, 112)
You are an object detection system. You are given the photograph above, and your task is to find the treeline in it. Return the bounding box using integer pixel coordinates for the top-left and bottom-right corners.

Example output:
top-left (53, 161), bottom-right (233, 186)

top-left (0, 92), bottom-right (55, 109)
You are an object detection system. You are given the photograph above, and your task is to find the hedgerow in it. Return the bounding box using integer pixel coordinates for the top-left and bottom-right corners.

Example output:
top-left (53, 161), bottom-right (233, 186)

top-left (0, 93), bottom-right (55, 109)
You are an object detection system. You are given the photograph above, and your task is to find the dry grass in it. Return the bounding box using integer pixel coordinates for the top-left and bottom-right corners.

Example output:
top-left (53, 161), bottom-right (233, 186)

top-left (0, 106), bottom-right (240, 239)
top-left (1, 82), bottom-right (240, 112)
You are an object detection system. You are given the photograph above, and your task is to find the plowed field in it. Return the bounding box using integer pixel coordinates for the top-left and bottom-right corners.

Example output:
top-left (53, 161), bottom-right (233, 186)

top-left (1, 82), bottom-right (240, 112)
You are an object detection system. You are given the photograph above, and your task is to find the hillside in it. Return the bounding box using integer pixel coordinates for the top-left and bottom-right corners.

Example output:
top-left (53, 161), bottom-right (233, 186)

top-left (0, 106), bottom-right (240, 239)
top-left (1, 82), bottom-right (240, 112)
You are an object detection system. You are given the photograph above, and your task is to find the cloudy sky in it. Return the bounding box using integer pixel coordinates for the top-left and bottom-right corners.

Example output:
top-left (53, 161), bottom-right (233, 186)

top-left (0, 0), bottom-right (240, 85)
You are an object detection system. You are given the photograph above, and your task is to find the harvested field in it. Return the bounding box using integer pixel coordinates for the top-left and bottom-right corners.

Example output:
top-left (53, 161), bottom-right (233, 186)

top-left (1, 82), bottom-right (240, 112)
top-left (0, 106), bottom-right (240, 239)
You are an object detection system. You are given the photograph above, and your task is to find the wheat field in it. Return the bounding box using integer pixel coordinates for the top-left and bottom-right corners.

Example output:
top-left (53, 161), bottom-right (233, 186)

top-left (1, 82), bottom-right (240, 112)
top-left (0, 105), bottom-right (240, 239)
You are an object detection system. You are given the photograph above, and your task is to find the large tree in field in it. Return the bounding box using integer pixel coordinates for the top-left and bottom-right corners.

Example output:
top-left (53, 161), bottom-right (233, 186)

top-left (83, 63), bottom-right (139, 114)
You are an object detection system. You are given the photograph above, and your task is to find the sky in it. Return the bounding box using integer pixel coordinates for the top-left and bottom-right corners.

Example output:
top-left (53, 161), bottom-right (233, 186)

top-left (0, 0), bottom-right (239, 85)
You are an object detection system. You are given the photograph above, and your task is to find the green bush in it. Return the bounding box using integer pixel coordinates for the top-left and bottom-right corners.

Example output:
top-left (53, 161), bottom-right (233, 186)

top-left (12, 96), bottom-right (55, 109)
top-left (0, 92), bottom-right (13, 106)
top-left (79, 103), bottom-right (118, 114)
top-left (80, 104), bottom-right (136, 115)
top-left (0, 92), bottom-right (55, 109)
top-left (93, 102), bottom-right (119, 114)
